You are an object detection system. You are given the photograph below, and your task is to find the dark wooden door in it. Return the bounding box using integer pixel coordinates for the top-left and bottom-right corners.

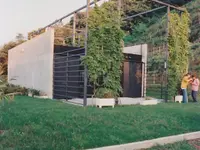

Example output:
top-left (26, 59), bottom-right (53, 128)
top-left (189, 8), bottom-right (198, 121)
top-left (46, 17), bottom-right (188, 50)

top-left (122, 54), bottom-right (143, 98)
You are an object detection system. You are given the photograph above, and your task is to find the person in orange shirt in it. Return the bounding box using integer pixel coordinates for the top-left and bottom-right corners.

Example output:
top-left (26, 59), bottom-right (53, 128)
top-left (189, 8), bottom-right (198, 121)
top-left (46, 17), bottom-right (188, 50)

top-left (181, 73), bottom-right (192, 103)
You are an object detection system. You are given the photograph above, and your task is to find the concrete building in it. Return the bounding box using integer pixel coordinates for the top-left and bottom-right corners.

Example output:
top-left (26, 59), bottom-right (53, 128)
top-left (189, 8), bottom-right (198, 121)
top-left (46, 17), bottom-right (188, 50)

top-left (8, 29), bottom-right (54, 98)
top-left (8, 28), bottom-right (147, 101)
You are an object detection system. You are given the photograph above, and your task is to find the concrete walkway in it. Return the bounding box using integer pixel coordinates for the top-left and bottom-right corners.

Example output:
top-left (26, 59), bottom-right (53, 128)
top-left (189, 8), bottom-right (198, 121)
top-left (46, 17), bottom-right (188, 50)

top-left (88, 131), bottom-right (200, 150)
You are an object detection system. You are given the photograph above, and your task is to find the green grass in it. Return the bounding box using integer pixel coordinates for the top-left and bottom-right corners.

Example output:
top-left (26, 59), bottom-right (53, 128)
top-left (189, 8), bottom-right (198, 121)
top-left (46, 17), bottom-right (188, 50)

top-left (1, 96), bottom-right (200, 149)
top-left (149, 141), bottom-right (195, 150)
top-left (146, 90), bottom-right (162, 99)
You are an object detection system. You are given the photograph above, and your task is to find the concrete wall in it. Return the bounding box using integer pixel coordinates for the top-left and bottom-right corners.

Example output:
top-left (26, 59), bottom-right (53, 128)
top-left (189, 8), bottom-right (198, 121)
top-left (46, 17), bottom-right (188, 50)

top-left (123, 44), bottom-right (148, 97)
top-left (8, 29), bottom-right (54, 98)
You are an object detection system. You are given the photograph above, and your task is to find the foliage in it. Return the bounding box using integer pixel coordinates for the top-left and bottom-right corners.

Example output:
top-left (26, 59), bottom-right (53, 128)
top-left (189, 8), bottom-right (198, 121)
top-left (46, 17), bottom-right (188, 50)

top-left (28, 28), bottom-right (45, 40)
top-left (3, 84), bottom-right (28, 95)
top-left (54, 25), bottom-right (73, 45)
top-left (82, 1), bottom-right (124, 98)
top-left (69, 11), bottom-right (88, 29)
top-left (147, 54), bottom-right (165, 75)
top-left (124, 22), bottom-right (148, 45)
top-left (189, 43), bottom-right (200, 74)
top-left (0, 78), bottom-right (16, 106)
top-left (124, 14), bottom-right (167, 46)
top-left (123, 0), bottom-right (196, 46)
top-left (168, 11), bottom-right (190, 98)
top-left (0, 40), bottom-right (25, 76)
top-left (16, 33), bottom-right (25, 43)
top-left (28, 88), bottom-right (40, 97)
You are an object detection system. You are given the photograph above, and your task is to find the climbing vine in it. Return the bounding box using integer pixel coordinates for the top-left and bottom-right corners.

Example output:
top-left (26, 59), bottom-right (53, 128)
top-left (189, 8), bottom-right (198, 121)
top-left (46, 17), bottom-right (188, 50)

top-left (168, 10), bottom-right (190, 98)
top-left (82, 1), bottom-right (124, 98)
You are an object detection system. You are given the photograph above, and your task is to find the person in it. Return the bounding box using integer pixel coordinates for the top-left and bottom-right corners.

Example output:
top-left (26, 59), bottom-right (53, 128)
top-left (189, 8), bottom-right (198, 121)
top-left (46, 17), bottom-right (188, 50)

top-left (181, 73), bottom-right (192, 103)
top-left (191, 75), bottom-right (199, 102)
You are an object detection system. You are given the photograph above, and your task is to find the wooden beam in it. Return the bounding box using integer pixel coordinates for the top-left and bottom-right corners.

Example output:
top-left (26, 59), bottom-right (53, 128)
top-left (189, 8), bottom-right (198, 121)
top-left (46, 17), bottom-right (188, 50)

top-left (152, 0), bottom-right (185, 11)
top-left (123, 6), bottom-right (166, 20)
top-left (72, 13), bottom-right (76, 46)
top-left (83, 0), bottom-right (90, 107)
top-left (40, 0), bottom-right (101, 32)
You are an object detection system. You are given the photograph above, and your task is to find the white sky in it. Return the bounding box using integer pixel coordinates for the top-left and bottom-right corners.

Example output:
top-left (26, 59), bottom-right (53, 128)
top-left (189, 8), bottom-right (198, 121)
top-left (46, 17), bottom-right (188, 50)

top-left (0, 0), bottom-right (107, 46)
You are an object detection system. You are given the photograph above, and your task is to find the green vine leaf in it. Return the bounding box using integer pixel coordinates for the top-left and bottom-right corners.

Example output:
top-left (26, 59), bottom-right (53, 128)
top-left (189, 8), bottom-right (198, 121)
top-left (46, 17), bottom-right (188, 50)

top-left (168, 10), bottom-right (190, 98)
top-left (82, 1), bottom-right (124, 98)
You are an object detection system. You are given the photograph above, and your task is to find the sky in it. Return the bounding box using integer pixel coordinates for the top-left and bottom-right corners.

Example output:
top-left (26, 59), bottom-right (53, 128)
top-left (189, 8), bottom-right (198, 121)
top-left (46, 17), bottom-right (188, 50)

top-left (0, 0), bottom-right (106, 46)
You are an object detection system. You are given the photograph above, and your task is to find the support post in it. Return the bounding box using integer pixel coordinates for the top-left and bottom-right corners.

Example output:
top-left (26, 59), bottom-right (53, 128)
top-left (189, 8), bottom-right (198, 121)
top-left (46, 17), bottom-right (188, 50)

top-left (118, 0), bottom-right (121, 25)
top-left (73, 13), bottom-right (76, 46)
top-left (83, 0), bottom-right (90, 106)
top-left (165, 6), bottom-right (170, 102)
top-left (118, 0), bottom-right (121, 14)
top-left (152, 0), bottom-right (184, 11)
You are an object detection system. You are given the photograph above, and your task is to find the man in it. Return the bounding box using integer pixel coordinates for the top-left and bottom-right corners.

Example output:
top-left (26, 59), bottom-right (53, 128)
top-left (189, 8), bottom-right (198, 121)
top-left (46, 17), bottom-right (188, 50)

top-left (181, 73), bottom-right (192, 103)
top-left (191, 75), bottom-right (199, 102)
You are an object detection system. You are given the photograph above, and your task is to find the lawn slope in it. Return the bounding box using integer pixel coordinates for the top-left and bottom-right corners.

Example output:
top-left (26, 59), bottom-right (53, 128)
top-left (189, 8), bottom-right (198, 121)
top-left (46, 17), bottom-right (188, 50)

top-left (1, 96), bottom-right (200, 149)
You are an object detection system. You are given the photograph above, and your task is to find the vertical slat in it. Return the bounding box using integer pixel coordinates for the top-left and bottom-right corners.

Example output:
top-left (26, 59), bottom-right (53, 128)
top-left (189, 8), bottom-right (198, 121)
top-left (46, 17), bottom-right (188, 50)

top-left (165, 6), bottom-right (170, 102)
top-left (83, 0), bottom-right (90, 106)
top-left (123, 62), bottom-right (129, 97)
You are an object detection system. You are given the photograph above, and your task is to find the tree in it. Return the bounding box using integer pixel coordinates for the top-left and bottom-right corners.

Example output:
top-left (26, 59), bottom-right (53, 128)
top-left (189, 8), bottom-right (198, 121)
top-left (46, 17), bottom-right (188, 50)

top-left (70, 12), bottom-right (86, 30)
top-left (168, 11), bottom-right (190, 98)
top-left (54, 24), bottom-right (73, 45)
top-left (28, 28), bottom-right (45, 40)
top-left (82, 1), bottom-right (124, 98)
top-left (0, 41), bottom-right (22, 76)
top-left (16, 33), bottom-right (25, 43)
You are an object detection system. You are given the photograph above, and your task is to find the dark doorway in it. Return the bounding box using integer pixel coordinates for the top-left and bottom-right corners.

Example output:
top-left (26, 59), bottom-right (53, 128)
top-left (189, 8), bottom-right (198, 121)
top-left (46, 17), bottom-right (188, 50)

top-left (122, 54), bottom-right (143, 98)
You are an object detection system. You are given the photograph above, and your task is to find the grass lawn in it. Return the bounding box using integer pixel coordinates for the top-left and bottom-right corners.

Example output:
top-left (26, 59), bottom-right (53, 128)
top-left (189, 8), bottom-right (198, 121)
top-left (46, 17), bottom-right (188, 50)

top-left (146, 90), bottom-right (162, 99)
top-left (1, 96), bottom-right (200, 149)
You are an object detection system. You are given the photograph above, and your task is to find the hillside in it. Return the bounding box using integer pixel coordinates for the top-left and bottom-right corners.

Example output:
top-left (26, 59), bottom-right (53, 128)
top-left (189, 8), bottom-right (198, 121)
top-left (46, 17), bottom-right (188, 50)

top-left (124, 0), bottom-right (200, 73)
top-left (124, 0), bottom-right (200, 46)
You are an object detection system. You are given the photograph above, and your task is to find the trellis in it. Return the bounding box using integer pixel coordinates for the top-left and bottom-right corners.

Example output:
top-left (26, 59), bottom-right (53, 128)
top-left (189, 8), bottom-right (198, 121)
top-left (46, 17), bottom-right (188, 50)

top-left (40, 0), bottom-right (185, 105)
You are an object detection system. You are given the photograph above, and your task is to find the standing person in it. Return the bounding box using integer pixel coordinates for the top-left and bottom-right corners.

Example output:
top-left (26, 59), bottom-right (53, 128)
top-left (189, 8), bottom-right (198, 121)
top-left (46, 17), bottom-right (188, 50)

top-left (191, 75), bottom-right (199, 102)
top-left (181, 73), bottom-right (192, 103)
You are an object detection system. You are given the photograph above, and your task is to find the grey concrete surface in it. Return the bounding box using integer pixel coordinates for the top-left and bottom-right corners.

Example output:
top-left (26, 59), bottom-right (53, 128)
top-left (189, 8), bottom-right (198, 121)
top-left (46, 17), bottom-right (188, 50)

top-left (87, 131), bottom-right (200, 150)
top-left (8, 29), bottom-right (54, 98)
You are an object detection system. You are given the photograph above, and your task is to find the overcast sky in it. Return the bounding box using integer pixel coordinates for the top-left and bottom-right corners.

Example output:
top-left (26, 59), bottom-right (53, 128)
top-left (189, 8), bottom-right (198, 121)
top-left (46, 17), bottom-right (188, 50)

top-left (0, 0), bottom-right (106, 46)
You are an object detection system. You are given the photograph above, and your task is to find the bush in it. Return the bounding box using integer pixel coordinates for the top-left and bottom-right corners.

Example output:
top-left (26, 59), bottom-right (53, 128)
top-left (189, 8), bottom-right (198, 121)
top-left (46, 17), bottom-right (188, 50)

top-left (3, 84), bottom-right (28, 95)
top-left (28, 89), bottom-right (40, 97)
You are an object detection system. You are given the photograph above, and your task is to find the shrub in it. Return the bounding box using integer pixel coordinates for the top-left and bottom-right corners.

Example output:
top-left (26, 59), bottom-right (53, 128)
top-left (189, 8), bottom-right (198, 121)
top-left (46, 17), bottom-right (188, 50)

top-left (3, 84), bottom-right (28, 95)
top-left (28, 88), bottom-right (40, 97)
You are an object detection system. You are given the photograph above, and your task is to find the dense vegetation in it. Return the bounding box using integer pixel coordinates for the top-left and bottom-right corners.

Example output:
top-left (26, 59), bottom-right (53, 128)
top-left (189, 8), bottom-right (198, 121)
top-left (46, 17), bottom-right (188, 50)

top-left (124, 0), bottom-right (199, 46)
top-left (82, 2), bottom-right (124, 98)
top-left (168, 11), bottom-right (190, 98)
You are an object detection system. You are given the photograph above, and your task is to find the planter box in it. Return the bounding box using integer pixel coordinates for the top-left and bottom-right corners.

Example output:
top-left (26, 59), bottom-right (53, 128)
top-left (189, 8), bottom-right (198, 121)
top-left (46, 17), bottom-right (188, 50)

top-left (175, 95), bottom-right (183, 103)
top-left (117, 97), bottom-right (142, 105)
top-left (140, 100), bottom-right (158, 106)
top-left (96, 98), bottom-right (115, 108)
top-left (34, 95), bottom-right (48, 99)
top-left (28, 93), bottom-right (33, 97)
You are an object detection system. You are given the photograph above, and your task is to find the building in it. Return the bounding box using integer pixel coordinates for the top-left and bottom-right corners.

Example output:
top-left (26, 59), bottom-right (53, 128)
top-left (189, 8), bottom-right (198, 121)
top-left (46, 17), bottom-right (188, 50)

top-left (8, 28), bottom-right (147, 105)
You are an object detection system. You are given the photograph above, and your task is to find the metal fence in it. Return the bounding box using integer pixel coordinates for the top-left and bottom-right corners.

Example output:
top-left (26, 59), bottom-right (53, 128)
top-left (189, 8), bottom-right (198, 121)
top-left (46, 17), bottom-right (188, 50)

top-left (40, 0), bottom-right (184, 104)
top-left (53, 46), bottom-right (86, 100)
top-left (146, 45), bottom-right (167, 99)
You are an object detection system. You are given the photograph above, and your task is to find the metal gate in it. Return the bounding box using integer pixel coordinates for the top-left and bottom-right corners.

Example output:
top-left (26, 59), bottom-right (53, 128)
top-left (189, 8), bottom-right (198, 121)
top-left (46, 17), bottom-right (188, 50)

top-left (53, 45), bottom-right (85, 99)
